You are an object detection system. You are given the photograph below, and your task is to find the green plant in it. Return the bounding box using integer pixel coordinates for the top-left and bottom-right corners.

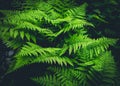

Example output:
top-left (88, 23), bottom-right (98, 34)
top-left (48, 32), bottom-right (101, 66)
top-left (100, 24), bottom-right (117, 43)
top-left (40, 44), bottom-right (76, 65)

top-left (0, 0), bottom-right (118, 86)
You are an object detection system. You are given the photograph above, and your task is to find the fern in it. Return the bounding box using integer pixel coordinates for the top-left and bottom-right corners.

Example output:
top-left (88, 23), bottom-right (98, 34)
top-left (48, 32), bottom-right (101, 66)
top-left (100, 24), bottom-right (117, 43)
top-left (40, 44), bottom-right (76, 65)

top-left (0, 0), bottom-right (118, 86)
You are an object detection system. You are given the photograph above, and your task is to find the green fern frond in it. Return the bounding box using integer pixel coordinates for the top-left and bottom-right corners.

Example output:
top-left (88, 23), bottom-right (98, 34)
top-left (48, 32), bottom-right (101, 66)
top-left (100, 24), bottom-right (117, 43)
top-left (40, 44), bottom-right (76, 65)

top-left (17, 42), bottom-right (62, 57)
top-left (56, 18), bottom-right (93, 34)
top-left (8, 42), bottom-right (73, 72)
top-left (4, 10), bottom-right (47, 23)
top-left (66, 34), bottom-right (117, 56)
top-left (32, 75), bottom-right (61, 86)
top-left (2, 39), bottom-right (23, 49)
top-left (9, 22), bottom-right (54, 39)
top-left (65, 34), bottom-right (92, 54)
top-left (86, 37), bottom-right (118, 58)
top-left (65, 3), bottom-right (88, 17)
top-left (8, 55), bottom-right (73, 73)
top-left (0, 10), bottom-right (20, 17)
top-left (33, 55), bottom-right (73, 66)
top-left (32, 71), bottom-right (78, 86)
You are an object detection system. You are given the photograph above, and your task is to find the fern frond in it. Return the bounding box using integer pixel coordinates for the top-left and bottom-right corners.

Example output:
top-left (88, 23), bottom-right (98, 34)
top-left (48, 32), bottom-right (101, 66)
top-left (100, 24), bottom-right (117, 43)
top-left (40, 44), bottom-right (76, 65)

top-left (65, 34), bottom-right (92, 54)
top-left (2, 39), bottom-right (23, 49)
top-left (56, 18), bottom-right (93, 34)
top-left (68, 19), bottom-right (94, 29)
top-left (8, 42), bottom-right (73, 72)
top-left (66, 34), bottom-right (117, 56)
top-left (17, 42), bottom-right (62, 57)
top-left (64, 3), bottom-right (88, 18)
top-left (4, 10), bottom-right (47, 23)
top-left (86, 37), bottom-right (118, 58)
top-left (32, 70), bottom-right (78, 86)
top-left (8, 55), bottom-right (73, 73)
top-left (32, 75), bottom-right (61, 86)
top-left (33, 55), bottom-right (73, 66)
top-left (10, 25), bottom-right (53, 41)
top-left (0, 10), bottom-right (20, 17)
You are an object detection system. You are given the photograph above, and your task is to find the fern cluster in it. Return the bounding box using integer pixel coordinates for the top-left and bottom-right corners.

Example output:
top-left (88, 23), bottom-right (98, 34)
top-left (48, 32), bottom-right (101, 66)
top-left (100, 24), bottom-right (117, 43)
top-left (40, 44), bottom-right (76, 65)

top-left (0, 0), bottom-right (118, 86)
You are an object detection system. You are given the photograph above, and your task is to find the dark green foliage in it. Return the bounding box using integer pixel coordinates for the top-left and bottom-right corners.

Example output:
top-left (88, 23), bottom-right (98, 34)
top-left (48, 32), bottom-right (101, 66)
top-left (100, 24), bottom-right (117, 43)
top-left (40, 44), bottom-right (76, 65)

top-left (0, 0), bottom-right (119, 86)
